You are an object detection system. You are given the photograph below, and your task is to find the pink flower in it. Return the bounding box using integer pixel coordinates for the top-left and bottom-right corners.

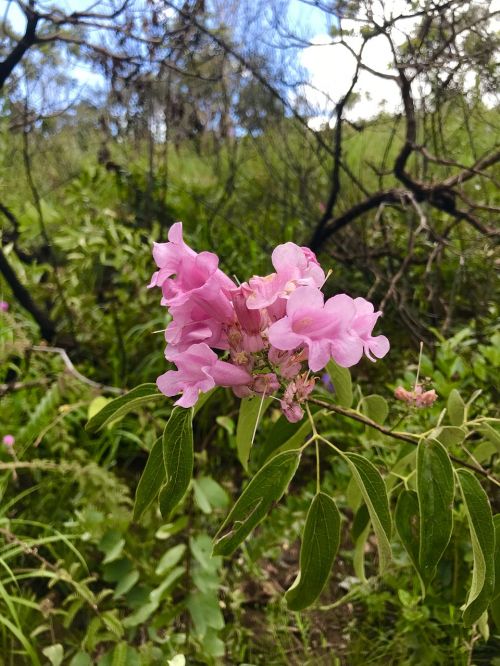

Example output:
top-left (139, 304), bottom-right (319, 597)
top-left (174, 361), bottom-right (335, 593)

top-left (268, 346), bottom-right (304, 379)
top-left (252, 372), bottom-right (280, 395)
top-left (157, 343), bottom-right (251, 407)
top-left (351, 298), bottom-right (390, 361)
top-left (0, 301), bottom-right (8, 312)
top-left (230, 286), bottom-right (266, 352)
top-left (149, 228), bottom-right (390, 419)
top-left (2, 434), bottom-right (15, 447)
top-left (165, 302), bottom-right (228, 351)
top-left (281, 401), bottom-right (304, 423)
top-left (268, 286), bottom-right (361, 372)
top-left (149, 222), bottom-right (236, 322)
top-left (395, 385), bottom-right (438, 408)
top-left (245, 242), bottom-right (325, 310)
top-left (280, 374), bottom-right (316, 423)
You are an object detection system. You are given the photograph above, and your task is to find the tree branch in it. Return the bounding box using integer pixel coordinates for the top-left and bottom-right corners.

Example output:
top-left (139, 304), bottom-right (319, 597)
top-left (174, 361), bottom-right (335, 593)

top-left (308, 397), bottom-right (499, 487)
top-left (0, 246), bottom-right (56, 341)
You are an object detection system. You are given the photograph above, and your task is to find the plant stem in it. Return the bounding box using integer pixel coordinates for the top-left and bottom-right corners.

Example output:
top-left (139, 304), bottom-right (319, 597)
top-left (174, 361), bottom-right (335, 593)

top-left (308, 397), bottom-right (500, 486)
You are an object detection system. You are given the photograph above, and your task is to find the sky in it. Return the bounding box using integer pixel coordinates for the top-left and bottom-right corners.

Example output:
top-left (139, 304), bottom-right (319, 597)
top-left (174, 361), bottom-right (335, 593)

top-left (3, 0), bottom-right (499, 122)
top-left (296, 0), bottom-right (500, 125)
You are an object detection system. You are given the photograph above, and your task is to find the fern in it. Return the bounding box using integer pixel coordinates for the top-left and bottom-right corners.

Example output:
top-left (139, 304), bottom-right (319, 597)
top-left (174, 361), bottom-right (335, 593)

top-left (17, 383), bottom-right (61, 455)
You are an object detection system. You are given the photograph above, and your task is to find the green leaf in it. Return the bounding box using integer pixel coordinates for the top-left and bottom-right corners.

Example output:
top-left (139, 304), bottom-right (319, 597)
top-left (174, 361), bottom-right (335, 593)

top-left (200, 630), bottom-right (225, 658)
top-left (108, 643), bottom-right (125, 666)
top-left (395, 490), bottom-right (424, 593)
top-left (236, 396), bottom-right (272, 471)
top-left (286, 493), bottom-right (341, 610)
top-left (155, 544), bottom-right (186, 576)
top-left (133, 437), bottom-right (165, 521)
top-left (154, 516), bottom-right (188, 540)
top-left (417, 439), bottom-right (454, 586)
top-left (187, 590), bottom-right (224, 636)
top-left (257, 405), bottom-right (321, 465)
top-left (159, 408), bottom-right (194, 519)
top-left (359, 394), bottom-right (389, 425)
top-left (344, 453), bottom-right (392, 572)
top-left (456, 469), bottom-right (495, 625)
top-left (493, 514), bottom-right (500, 600)
top-left (213, 450), bottom-right (301, 556)
top-left (435, 426), bottom-right (466, 448)
top-left (352, 504), bottom-right (370, 582)
top-left (193, 477), bottom-right (229, 514)
top-left (190, 534), bottom-right (221, 573)
top-left (193, 387), bottom-right (218, 416)
top-left (86, 383), bottom-right (161, 432)
top-left (167, 657), bottom-right (186, 666)
top-left (122, 601), bottom-right (158, 628)
top-left (99, 530), bottom-right (125, 564)
top-left (42, 645), bottom-right (64, 666)
top-left (149, 566), bottom-right (185, 604)
top-left (87, 396), bottom-right (111, 421)
top-left (326, 359), bottom-right (353, 408)
top-left (447, 389), bottom-right (465, 426)
top-left (113, 570), bottom-right (139, 598)
top-left (69, 654), bottom-right (92, 666)
top-left (472, 440), bottom-right (498, 464)
top-left (478, 423), bottom-right (500, 454)
top-left (216, 416), bottom-right (234, 435)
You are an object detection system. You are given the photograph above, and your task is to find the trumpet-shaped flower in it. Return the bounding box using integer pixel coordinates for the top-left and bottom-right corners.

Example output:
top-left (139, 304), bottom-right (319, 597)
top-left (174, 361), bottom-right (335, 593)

top-left (351, 298), bottom-right (390, 362)
top-left (149, 222), bottom-right (236, 322)
top-left (245, 242), bottom-right (325, 310)
top-left (268, 286), bottom-right (361, 372)
top-left (165, 302), bottom-right (228, 351)
top-left (157, 343), bottom-right (252, 407)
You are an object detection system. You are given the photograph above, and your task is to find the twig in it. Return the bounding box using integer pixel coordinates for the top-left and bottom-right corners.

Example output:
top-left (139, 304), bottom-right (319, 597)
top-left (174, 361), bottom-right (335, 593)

top-left (0, 378), bottom-right (51, 397)
top-left (31, 345), bottom-right (124, 394)
top-left (307, 397), bottom-right (499, 486)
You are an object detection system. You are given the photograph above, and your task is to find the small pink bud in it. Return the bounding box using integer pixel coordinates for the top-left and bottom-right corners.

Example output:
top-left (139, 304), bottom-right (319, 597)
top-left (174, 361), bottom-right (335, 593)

top-left (394, 385), bottom-right (438, 408)
top-left (281, 401), bottom-right (304, 423)
top-left (2, 434), bottom-right (15, 447)
top-left (253, 372), bottom-right (280, 395)
top-left (0, 301), bottom-right (9, 312)
top-left (394, 386), bottom-right (411, 402)
top-left (417, 389), bottom-right (438, 407)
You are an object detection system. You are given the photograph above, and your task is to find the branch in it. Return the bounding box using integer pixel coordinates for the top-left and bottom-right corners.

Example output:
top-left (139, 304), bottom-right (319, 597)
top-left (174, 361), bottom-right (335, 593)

top-left (0, 1), bottom-right (38, 90)
top-left (308, 397), bottom-right (499, 487)
top-left (0, 245), bottom-right (57, 341)
top-left (31, 345), bottom-right (124, 394)
top-left (0, 378), bottom-right (51, 397)
top-left (309, 188), bottom-right (408, 250)
top-left (310, 52), bottom-right (363, 249)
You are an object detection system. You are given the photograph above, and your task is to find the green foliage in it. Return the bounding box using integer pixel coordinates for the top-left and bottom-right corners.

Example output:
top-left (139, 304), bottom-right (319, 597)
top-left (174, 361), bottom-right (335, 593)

top-left (457, 470), bottom-right (496, 626)
top-left (213, 450), bottom-right (301, 557)
top-left (416, 439), bottom-right (454, 587)
top-left (159, 408), bottom-right (194, 519)
top-left (236, 395), bottom-right (272, 471)
top-left (86, 384), bottom-right (161, 433)
top-left (285, 492), bottom-right (341, 611)
top-left (343, 452), bottom-right (392, 572)
top-left (326, 360), bottom-right (353, 408)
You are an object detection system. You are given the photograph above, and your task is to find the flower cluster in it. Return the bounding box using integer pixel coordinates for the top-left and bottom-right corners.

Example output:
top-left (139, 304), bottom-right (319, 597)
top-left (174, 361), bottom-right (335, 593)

top-left (149, 223), bottom-right (389, 422)
top-left (394, 384), bottom-right (438, 408)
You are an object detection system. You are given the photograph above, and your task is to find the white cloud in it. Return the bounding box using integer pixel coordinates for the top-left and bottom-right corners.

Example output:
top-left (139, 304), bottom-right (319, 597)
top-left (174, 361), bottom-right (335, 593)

top-left (300, 33), bottom-right (404, 126)
top-left (299, 0), bottom-right (498, 126)
top-left (299, 0), bottom-right (421, 125)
